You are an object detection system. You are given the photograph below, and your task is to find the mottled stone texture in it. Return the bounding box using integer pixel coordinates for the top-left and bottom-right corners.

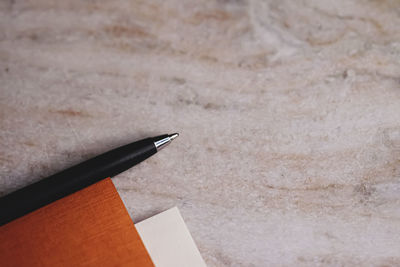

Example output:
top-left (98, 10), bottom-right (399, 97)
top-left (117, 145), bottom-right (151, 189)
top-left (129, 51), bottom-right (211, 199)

top-left (1, 0), bottom-right (400, 266)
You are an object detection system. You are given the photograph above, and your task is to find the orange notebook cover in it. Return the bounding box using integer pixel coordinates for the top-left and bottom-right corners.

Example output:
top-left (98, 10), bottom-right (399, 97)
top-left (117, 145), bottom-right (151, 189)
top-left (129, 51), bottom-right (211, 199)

top-left (0, 178), bottom-right (154, 267)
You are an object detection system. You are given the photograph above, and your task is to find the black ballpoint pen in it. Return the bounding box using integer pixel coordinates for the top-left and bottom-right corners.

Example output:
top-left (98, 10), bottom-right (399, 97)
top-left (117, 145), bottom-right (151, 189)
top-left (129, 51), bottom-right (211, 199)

top-left (0, 133), bottom-right (179, 226)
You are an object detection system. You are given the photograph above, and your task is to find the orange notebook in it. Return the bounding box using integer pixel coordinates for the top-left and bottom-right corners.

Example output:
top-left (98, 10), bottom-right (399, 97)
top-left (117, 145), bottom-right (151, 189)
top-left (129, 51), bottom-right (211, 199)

top-left (0, 178), bottom-right (154, 267)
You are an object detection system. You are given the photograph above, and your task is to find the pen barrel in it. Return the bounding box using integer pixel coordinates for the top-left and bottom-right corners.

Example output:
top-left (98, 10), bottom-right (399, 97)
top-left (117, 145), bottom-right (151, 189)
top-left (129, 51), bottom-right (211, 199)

top-left (0, 138), bottom-right (157, 226)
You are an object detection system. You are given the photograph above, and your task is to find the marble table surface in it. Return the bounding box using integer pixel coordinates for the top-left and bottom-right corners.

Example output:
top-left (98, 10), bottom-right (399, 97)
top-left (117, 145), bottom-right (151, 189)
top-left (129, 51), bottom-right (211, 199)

top-left (1, 0), bottom-right (400, 266)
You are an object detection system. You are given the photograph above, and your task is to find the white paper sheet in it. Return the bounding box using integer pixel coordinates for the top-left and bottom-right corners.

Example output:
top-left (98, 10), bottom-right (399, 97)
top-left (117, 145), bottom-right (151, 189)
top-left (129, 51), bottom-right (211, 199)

top-left (135, 207), bottom-right (207, 267)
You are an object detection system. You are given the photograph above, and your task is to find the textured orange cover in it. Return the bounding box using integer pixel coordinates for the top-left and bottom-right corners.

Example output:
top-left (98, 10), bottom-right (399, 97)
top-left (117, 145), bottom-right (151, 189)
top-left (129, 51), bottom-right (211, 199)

top-left (0, 178), bottom-right (154, 267)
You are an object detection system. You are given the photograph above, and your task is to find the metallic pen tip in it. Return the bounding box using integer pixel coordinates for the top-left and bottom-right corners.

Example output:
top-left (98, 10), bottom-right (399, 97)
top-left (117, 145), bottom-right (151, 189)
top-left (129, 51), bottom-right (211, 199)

top-left (154, 133), bottom-right (179, 151)
top-left (169, 133), bottom-right (179, 140)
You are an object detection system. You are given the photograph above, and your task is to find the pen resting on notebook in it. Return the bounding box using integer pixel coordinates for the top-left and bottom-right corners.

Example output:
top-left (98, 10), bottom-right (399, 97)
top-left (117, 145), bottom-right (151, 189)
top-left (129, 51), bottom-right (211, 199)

top-left (0, 133), bottom-right (179, 226)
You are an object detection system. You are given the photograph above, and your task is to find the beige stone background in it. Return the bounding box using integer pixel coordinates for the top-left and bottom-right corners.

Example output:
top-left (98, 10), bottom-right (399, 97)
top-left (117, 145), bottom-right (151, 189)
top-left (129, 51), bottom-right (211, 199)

top-left (1, 0), bottom-right (400, 266)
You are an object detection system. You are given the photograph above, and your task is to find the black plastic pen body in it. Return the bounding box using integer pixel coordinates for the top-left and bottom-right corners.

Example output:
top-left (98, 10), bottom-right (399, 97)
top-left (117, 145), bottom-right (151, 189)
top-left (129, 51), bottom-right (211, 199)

top-left (0, 134), bottom-right (178, 226)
